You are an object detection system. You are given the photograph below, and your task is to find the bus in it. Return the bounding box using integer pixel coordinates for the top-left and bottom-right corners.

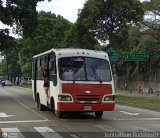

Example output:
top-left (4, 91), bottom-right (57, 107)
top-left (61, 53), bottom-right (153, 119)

top-left (32, 48), bottom-right (115, 118)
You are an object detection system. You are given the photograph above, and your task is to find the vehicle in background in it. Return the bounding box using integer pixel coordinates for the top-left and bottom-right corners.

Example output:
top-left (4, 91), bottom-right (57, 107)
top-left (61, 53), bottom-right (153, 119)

top-left (0, 76), bottom-right (4, 84)
top-left (20, 77), bottom-right (29, 84)
top-left (27, 80), bottom-right (32, 85)
top-left (4, 80), bottom-right (12, 86)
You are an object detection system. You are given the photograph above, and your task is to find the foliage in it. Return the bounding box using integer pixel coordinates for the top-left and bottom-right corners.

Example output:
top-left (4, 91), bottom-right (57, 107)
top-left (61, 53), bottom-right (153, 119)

top-left (114, 0), bottom-right (160, 79)
top-left (136, 0), bottom-right (160, 77)
top-left (77, 0), bottom-right (144, 49)
top-left (0, 60), bottom-right (7, 77)
top-left (63, 22), bottom-right (100, 50)
top-left (17, 11), bottom-right (71, 76)
top-left (34, 11), bottom-right (71, 52)
top-left (0, 0), bottom-right (52, 52)
top-left (0, 0), bottom-right (49, 38)
top-left (0, 0), bottom-right (159, 83)
top-left (1, 45), bottom-right (22, 81)
top-left (0, 29), bottom-right (15, 51)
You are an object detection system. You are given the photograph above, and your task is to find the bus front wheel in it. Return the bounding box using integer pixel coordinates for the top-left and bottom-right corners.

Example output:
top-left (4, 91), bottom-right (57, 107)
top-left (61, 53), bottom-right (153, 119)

top-left (37, 95), bottom-right (45, 111)
top-left (95, 111), bottom-right (103, 118)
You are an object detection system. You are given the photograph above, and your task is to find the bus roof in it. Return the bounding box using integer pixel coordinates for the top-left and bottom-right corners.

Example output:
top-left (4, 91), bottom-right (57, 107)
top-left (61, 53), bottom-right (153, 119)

top-left (33, 48), bottom-right (109, 59)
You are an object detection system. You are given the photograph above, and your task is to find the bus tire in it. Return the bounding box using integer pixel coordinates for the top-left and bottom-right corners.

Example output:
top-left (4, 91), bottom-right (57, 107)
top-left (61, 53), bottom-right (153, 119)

top-left (95, 111), bottom-right (103, 118)
top-left (37, 95), bottom-right (45, 111)
top-left (50, 97), bottom-right (55, 111)
top-left (55, 110), bottom-right (63, 118)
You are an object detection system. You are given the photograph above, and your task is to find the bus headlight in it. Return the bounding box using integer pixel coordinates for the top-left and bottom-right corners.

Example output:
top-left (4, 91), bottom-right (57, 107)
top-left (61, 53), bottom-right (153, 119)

top-left (103, 95), bottom-right (115, 102)
top-left (58, 94), bottom-right (73, 102)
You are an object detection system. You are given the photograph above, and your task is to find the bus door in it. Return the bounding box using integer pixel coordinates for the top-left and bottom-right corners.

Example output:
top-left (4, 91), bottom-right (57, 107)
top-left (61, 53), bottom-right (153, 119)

top-left (48, 52), bottom-right (57, 108)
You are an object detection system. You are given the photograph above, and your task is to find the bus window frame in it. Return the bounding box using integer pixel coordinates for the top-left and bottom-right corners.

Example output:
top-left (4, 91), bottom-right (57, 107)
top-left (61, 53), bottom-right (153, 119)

top-left (58, 56), bottom-right (112, 82)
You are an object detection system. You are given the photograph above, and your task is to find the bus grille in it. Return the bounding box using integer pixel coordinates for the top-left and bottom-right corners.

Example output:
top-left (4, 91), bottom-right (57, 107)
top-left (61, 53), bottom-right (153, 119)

top-left (76, 95), bottom-right (100, 102)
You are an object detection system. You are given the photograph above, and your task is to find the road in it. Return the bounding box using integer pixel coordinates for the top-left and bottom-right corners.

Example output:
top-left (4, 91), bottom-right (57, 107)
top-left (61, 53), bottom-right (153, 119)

top-left (0, 86), bottom-right (160, 138)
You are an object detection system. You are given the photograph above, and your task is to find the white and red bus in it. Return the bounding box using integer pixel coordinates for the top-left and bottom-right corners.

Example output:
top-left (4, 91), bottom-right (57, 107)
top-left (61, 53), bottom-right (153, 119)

top-left (32, 48), bottom-right (115, 118)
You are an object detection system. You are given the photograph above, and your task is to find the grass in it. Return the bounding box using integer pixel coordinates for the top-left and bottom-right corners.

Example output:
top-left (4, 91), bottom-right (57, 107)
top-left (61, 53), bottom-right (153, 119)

top-left (116, 95), bottom-right (160, 110)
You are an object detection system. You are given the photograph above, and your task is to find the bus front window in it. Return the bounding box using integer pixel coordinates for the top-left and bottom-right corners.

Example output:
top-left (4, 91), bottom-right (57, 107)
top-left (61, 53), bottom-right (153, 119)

top-left (85, 58), bottom-right (112, 82)
top-left (58, 57), bottom-right (112, 82)
top-left (59, 57), bottom-right (85, 81)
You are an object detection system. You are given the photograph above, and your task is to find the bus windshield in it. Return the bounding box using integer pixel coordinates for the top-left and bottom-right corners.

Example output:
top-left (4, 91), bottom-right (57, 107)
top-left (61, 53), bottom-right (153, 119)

top-left (59, 57), bottom-right (112, 82)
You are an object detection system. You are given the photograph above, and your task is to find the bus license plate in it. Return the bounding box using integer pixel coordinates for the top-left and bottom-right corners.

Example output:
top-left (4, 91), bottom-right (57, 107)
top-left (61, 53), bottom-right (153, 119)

top-left (84, 106), bottom-right (92, 111)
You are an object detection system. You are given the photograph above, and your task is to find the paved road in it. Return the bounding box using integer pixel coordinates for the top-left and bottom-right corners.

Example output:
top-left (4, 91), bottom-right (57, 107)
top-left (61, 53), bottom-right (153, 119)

top-left (0, 86), bottom-right (160, 138)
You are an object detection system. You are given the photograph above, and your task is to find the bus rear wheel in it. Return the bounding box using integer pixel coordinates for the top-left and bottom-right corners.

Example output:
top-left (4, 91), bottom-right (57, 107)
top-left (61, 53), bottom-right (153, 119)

top-left (95, 111), bottom-right (103, 118)
top-left (37, 95), bottom-right (46, 111)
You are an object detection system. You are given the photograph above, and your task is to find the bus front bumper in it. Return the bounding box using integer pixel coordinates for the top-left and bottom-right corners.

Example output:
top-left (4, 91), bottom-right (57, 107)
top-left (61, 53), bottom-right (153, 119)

top-left (57, 102), bottom-right (115, 112)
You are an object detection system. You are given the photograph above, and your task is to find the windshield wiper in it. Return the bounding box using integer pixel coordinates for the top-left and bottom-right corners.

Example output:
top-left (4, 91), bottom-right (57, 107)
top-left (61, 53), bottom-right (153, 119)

top-left (73, 69), bottom-right (85, 83)
top-left (91, 65), bottom-right (102, 83)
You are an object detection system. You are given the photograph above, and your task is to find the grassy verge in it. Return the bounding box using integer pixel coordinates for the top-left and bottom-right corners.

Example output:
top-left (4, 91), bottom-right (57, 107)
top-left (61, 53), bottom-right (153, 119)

top-left (116, 95), bottom-right (160, 111)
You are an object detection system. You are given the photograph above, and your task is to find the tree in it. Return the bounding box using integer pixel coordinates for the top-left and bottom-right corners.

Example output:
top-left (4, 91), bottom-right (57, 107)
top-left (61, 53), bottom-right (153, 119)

top-left (63, 22), bottom-right (100, 50)
top-left (0, 29), bottom-right (15, 51)
top-left (0, 0), bottom-right (52, 53)
top-left (0, 0), bottom-right (52, 38)
top-left (34, 11), bottom-right (71, 51)
top-left (1, 45), bottom-right (22, 81)
top-left (17, 11), bottom-right (71, 76)
top-left (114, 0), bottom-right (160, 80)
top-left (139, 0), bottom-right (160, 71)
top-left (77, 0), bottom-right (144, 49)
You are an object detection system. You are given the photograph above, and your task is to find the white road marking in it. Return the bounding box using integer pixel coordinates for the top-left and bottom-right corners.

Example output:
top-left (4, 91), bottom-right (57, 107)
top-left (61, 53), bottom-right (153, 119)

top-left (119, 111), bottom-right (140, 115)
top-left (134, 126), bottom-right (153, 132)
top-left (70, 134), bottom-right (81, 138)
top-left (34, 127), bottom-right (64, 138)
top-left (1, 128), bottom-right (25, 138)
top-left (34, 126), bottom-right (55, 132)
top-left (15, 100), bottom-right (48, 120)
top-left (1, 128), bottom-right (21, 132)
top-left (0, 113), bottom-right (15, 118)
top-left (0, 120), bottom-right (48, 124)
top-left (105, 117), bottom-right (160, 121)
top-left (117, 118), bottom-right (160, 121)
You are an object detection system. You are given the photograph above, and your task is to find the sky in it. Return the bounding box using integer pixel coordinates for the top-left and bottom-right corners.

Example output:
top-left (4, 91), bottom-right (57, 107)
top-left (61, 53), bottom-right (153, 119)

top-left (37, 0), bottom-right (86, 23)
